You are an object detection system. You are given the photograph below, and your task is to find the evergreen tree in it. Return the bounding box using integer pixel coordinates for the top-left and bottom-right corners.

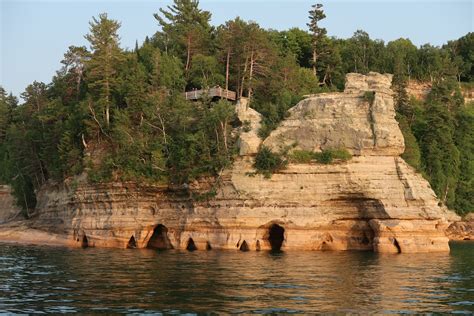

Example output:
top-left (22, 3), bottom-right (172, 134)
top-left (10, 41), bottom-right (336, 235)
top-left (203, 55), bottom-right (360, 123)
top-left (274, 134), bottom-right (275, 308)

top-left (454, 106), bottom-right (474, 215)
top-left (188, 54), bottom-right (224, 89)
top-left (85, 13), bottom-right (124, 128)
top-left (420, 101), bottom-right (460, 207)
top-left (60, 45), bottom-right (89, 97)
top-left (154, 0), bottom-right (212, 73)
top-left (307, 3), bottom-right (327, 78)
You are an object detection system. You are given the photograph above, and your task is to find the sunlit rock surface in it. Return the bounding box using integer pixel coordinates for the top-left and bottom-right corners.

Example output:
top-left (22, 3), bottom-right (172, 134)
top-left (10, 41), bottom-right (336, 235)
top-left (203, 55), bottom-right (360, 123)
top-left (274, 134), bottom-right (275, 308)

top-left (264, 72), bottom-right (404, 156)
top-left (0, 73), bottom-right (461, 252)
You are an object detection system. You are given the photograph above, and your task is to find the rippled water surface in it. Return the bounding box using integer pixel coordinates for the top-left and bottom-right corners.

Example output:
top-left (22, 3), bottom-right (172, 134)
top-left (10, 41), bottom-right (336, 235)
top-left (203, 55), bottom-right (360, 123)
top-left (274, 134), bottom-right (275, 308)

top-left (0, 242), bottom-right (473, 314)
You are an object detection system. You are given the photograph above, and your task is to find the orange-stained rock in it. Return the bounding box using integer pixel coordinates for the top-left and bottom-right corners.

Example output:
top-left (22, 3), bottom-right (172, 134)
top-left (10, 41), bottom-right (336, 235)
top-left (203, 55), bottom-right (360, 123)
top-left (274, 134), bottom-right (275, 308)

top-left (0, 73), bottom-right (461, 253)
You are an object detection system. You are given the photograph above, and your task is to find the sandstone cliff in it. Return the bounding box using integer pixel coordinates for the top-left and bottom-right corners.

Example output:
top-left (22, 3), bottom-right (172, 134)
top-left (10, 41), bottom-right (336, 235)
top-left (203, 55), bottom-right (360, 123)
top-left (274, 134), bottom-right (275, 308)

top-left (0, 72), bottom-right (460, 253)
top-left (407, 80), bottom-right (474, 103)
top-left (264, 73), bottom-right (404, 156)
top-left (0, 185), bottom-right (21, 223)
top-left (446, 213), bottom-right (474, 241)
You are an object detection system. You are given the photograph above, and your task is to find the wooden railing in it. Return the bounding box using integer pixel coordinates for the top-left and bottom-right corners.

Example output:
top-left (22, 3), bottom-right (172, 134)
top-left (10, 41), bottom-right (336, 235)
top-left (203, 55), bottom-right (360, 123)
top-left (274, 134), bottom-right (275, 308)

top-left (184, 87), bottom-right (237, 101)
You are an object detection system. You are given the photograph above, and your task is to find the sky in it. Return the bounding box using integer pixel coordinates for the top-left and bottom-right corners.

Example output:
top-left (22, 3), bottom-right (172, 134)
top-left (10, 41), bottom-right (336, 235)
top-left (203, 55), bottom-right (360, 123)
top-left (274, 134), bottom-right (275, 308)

top-left (1, 0), bottom-right (472, 98)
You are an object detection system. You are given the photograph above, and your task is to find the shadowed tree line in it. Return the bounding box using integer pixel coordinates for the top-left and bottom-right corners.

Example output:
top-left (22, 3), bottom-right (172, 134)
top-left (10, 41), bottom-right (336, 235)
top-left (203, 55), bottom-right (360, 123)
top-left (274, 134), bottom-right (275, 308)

top-left (0, 1), bottom-right (472, 215)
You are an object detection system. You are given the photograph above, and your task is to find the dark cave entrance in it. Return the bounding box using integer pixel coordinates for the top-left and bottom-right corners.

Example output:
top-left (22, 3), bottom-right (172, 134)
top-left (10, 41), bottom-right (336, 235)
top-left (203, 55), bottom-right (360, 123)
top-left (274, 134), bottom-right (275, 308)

top-left (268, 224), bottom-right (285, 251)
top-left (186, 238), bottom-right (197, 251)
top-left (146, 224), bottom-right (173, 250)
top-left (127, 236), bottom-right (137, 249)
top-left (393, 238), bottom-right (401, 253)
top-left (239, 240), bottom-right (249, 252)
top-left (81, 235), bottom-right (88, 248)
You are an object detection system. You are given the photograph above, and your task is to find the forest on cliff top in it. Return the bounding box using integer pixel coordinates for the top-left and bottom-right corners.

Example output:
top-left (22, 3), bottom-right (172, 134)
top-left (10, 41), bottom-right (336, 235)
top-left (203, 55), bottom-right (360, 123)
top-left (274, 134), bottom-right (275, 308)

top-left (0, 0), bottom-right (472, 216)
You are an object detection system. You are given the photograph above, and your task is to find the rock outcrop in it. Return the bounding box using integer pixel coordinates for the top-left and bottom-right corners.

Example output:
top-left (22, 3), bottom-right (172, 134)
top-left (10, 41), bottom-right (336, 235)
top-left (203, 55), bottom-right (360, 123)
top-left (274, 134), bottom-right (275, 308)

top-left (0, 185), bottom-right (21, 223)
top-left (0, 72), bottom-right (461, 253)
top-left (407, 80), bottom-right (474, 104)
top-left (446, 214), bottom-right (474, 241)
top-left (235, 98), bottom-right (263, 155)
top-left (264, 73), bottom-right (404, 156)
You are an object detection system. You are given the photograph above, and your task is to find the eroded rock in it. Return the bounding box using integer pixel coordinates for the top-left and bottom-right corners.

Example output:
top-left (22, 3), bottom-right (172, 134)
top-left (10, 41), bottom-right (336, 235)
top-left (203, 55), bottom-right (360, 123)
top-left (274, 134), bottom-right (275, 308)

top-left (263, 72), bottom-right (404, 155)
top-left (0, 73), bottom-right (461, 253)
top-left (0, 185), bottom-right (21, 223)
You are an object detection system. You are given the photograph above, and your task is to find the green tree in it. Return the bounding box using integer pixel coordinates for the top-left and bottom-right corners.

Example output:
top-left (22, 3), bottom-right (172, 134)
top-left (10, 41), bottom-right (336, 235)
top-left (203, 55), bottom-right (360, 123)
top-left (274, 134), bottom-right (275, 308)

top-left (453, 106), bottom-right (474, 215)
top-left (239, 22), bottom-right (277, 102)
top-left (85, 13), bottom-right (124, 127)
top-left (307, 3), bottom-right (327, 78)
top-left (386, 38), bottom-right (418, 79)
top-left (149, 50), bottom-right (186, 92)
top-left (420, 101), bottom-right (460, 207)
top-left (189, 54), bottom-right (224, 88)
top-left (154, 0), bottom-right (212, 72)
top-left (60, 45), bottom-right (90, 97)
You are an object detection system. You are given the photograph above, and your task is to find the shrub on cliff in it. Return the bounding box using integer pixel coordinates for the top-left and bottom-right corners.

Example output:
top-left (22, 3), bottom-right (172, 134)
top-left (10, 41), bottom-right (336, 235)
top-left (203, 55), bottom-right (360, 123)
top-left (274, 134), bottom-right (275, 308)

top-left (289, 148), bottom-right (352, 164)
top-left (289, 150), bottom-right (314, 163)
top-left (253, 146), bottom-right (288, 178)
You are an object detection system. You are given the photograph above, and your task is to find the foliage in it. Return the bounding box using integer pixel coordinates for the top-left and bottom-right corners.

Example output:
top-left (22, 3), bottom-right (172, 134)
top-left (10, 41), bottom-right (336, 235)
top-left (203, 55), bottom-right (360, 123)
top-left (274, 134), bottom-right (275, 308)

top-left (397, 115), bottom-right (422, 171)
top-left (453, 106), bottom-right (474, 214)
top-left (290, 149), bottom-right (352, 164)
top-left (253, 146), bottom-right (288, 178)
top-left (307, 3), bottom-right (327, 78)
top-left (289, 150), bottom-right (315, 163)
top-left (0, 2), bottom-right (472, 216)
top-left (363, 91), bottom-right (375, 104)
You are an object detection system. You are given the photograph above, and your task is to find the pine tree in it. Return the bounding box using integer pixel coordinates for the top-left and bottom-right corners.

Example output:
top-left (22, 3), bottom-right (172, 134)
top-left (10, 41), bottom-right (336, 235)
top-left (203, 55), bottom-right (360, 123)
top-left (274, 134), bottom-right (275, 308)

top-left (85, 13), bottom-right (124, 127)
top-left (154, 0), bottom-right (212, 73)
top-left (392, 59), bottom-right (410, 117)
top-left (421, 101), bottom-right (460, 207)
top-left (454, 106), bottom-right (474, 215)
top-left (307, 3), bottom-right (327, 78)
top-left (61, 46), bottom-right (89, 97)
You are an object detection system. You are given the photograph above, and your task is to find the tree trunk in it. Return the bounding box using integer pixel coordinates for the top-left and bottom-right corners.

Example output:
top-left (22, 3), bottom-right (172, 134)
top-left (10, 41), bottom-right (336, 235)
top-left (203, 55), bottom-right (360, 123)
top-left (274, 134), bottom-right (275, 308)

top-left (221, 120), bottom-right (228, 153)
top-left (312, 49), bottom-right (317, 78)
top-left (248, 50), bottom-right (255, 103)
top-left (240, 56), bottom-right (249, 98)
top-left (322, 66), bottom-right (329, 86)
top-left (225, 48), bottom-right (230, 91)
top-left (185, 36), bottom-right (192, 72)
top-left (443, 183), bottom-right (449, 203)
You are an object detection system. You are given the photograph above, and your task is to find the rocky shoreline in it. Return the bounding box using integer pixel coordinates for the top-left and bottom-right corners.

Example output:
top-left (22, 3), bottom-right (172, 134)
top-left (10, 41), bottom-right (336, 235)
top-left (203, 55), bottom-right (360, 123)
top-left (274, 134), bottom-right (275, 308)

top-left (0, 73), bottom-right (470, 253)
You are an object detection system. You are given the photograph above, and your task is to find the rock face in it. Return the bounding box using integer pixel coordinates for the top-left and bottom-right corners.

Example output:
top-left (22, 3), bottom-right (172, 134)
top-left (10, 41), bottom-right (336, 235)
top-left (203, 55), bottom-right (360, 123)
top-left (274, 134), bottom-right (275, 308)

top-left (407, 81), bottom-right (432, 101)
top-left (446, 214), bottom-right (474, 241)
top-left (1, 72), bottom-right (460, 252)
top-left (264, 73), bottom-right (404, 156)
top-left (407, 80), bottom-right (474, 104)
top-left (235, 98), bottom-right (262, 155)
top-left (0, 185), bottom-right (21, 223)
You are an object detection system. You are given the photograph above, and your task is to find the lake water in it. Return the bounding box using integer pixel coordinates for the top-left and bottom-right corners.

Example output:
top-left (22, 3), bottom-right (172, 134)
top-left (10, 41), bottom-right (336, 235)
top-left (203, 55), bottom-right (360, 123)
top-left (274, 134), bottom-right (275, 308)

top-left (0, 242), bottom-right (472, 314)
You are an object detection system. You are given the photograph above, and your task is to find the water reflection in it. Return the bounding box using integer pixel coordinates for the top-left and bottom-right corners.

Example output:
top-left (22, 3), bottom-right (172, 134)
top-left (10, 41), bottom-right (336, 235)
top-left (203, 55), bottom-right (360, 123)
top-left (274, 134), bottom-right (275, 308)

top-left (0, 242), bottom-right (472, 313)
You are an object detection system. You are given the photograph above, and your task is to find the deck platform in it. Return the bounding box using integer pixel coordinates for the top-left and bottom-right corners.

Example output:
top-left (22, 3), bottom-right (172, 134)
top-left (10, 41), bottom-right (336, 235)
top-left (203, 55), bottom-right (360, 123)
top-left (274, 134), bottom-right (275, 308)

top-left (184, 87), bottom-right (237, 101)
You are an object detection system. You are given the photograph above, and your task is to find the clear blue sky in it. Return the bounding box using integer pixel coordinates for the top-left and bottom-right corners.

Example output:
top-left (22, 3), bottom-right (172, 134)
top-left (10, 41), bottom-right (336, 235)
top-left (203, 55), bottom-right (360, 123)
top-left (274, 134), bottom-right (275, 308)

top-left (1, 0), bottom-right (472, 97)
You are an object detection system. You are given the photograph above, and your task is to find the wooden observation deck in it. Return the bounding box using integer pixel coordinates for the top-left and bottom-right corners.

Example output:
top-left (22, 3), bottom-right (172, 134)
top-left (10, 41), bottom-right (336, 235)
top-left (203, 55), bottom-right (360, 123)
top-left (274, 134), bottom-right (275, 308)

top-left (184, 87), bottom-right (237, 101)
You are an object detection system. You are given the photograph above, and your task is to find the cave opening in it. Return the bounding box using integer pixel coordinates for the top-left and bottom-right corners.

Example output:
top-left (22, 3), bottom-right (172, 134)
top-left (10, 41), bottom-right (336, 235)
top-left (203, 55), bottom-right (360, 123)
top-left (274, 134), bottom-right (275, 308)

top-left (239, 240), bottom-right (249, 252)
top-left (268, 224), bottom-right (285, 251)
top-left (81, 235), bottom-right (88, 248)
top-left (146, 224), bottom-right (173, 250)
top-left (392, 238), bottom-right (402, 253)
top-left (127, 236), bottom-right (137, 249)
top-left (186, 238), bottom-right (197, 251)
